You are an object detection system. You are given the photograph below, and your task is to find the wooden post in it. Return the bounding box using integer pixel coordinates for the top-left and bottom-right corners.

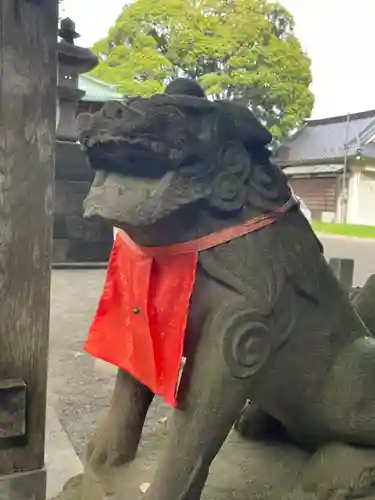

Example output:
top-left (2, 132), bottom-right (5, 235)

top-left (0, 0), bottom-right (57, 498)
top-left (329, 258), bottom-right (354, 292)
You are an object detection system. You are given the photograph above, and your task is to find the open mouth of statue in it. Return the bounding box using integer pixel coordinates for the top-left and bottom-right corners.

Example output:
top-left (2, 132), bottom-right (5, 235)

top-left (84, 133), bottom-right (175, 178)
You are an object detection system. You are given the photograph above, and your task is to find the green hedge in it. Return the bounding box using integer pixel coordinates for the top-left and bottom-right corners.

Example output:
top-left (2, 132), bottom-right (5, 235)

top-left (312, 221), bottom-right (375, 239)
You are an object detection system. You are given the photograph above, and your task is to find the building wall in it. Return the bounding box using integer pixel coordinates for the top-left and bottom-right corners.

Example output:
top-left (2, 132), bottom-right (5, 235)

top-left (345, 169), bottom-right (361, 224)
top-left (347, 168), bottom-right (375, 225)
top-left (288, 176), bottom-right (339, 221)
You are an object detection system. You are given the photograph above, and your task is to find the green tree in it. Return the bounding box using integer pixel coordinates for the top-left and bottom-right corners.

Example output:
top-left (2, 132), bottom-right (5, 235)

top-left (91, 0), bottom-right (314, 139)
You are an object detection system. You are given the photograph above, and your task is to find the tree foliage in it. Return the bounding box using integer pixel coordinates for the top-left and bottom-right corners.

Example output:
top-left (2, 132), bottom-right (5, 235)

top-left (91, 0), bottom-right (314, 139)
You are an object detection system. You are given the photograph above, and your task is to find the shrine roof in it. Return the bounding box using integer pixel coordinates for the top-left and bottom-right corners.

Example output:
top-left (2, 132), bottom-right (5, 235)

top-left (79, 74), bottom-right (124, 102)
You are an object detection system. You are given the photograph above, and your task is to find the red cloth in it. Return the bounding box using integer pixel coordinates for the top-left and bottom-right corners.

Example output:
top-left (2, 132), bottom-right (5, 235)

top-left (85, 232), bottom-right (198, 407)
top-left (85, 197), bottom-right (296, 407)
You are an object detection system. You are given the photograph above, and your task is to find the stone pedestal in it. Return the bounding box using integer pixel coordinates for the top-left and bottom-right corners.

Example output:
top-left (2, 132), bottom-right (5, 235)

top-left (0, 469), bottom-right (46, 500)
top-left (51, 424), bottom-right (375, 500)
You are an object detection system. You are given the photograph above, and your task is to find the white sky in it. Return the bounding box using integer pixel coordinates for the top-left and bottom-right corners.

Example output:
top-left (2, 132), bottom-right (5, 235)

top-left (61, 0), bottom-right (374, 119)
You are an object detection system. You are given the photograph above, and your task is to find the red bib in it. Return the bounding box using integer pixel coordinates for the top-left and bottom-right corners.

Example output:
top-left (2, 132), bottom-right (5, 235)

top-left (85, 197), bottom-right (296, 407)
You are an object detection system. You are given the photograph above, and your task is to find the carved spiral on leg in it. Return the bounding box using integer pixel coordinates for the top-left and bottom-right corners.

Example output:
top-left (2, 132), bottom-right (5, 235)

top-left (223, 311), bottom-right (271, 379)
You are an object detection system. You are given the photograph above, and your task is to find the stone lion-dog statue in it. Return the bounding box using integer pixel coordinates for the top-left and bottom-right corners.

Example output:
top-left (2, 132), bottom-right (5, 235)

top-left (77, 79), bottom-right (375, 500)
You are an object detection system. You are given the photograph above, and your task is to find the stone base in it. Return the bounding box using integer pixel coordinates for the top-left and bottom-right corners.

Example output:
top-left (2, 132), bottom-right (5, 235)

top-left (0, 468), bottom-right (46, 500)
top-left (52, 425), bottom-right (375, 500)
top-left (56, 432), bottom-right (310, 500)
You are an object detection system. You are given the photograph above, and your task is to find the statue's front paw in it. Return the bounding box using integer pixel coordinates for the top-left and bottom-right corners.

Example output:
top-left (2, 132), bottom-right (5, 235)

top-left (86, 416), bottom-right (136, 469)
top-left (302, 443), bottom-right (375, 499)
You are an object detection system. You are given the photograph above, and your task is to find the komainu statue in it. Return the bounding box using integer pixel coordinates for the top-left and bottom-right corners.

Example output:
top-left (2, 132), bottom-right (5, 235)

top-left (77, 79), bottom-right (375, 500)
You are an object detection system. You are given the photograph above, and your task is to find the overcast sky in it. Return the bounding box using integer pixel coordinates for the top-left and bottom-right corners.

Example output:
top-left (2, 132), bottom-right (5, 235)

top-left (61, 0), bottom-right (373, 119)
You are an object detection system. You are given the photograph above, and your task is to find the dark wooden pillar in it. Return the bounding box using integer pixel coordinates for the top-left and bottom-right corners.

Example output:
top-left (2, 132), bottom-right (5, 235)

top-left (0, 0), bottom-right (57, 498)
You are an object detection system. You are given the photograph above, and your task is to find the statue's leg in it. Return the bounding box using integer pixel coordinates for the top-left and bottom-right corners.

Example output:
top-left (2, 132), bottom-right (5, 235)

top-left (322, 336), bottom-right (375, 446)
top-left (143, 329), bottom-right (249, 500)
top-left (87, 368), bottom-right (154, 468)
top-left (236, 277), bottom-right (375, 444)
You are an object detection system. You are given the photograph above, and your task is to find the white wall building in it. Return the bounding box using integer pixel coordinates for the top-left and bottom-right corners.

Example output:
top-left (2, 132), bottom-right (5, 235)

top-left (276, 110), bottom-right (375, 225)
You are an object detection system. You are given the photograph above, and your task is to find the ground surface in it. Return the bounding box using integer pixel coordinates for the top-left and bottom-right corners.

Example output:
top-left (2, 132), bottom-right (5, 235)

top-left (47, 233), bottom-right (375, 498)
top-left (319, 233), bottom-right (375, 286)
top-left (48, 269), bottom-right (170, 462)
top-left (313, 221), bottom-right (375, 239)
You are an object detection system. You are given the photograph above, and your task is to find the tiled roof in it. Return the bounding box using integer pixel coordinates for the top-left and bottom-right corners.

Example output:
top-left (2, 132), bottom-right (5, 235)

top-left (276, 110), bottom-right (375, 165)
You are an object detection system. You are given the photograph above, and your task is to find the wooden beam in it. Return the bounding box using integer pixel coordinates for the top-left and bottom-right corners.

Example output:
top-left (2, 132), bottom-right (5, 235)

top-left (0, 0), bottom-right (57, 475)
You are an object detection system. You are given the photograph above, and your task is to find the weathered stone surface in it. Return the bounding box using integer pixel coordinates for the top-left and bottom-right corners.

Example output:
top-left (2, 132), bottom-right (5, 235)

top-left (76, 79), bottom-right (375, 500)
top-left (55, 429), bottom-right (375, 500)
top-left (0, 469), bottom-right (46, 500)
top-left (55, 430), bottom-right (310, 500)
top-left (302, 443), bottom-right (375, 498)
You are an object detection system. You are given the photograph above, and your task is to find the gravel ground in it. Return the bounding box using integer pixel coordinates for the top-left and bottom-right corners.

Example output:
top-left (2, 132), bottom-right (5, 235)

top-left (48, 269), bottom-right (169, 458)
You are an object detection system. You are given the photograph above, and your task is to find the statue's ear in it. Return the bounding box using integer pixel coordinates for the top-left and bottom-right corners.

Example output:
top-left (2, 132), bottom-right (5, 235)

top-left (215, 100), bottom-right (272, 147)
top-left (150, 93), bottom-right (215, 117)
top-left (208, 142), bottom-right (251, 213)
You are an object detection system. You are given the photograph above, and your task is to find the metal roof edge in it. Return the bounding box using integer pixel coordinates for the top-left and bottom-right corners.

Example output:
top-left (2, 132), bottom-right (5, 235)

top-left (276, 156), bottom-right (344, 168)
top-left (276, 122), bottom-right (308, 150)
top-left (283, 164), bottom-right (343, 176)
top-left (306, 109), bottom-right (375, 127)
top-left (357, 120), bottom-right (375, 145)
top-left (79, 73), bottom-right (119, 90)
